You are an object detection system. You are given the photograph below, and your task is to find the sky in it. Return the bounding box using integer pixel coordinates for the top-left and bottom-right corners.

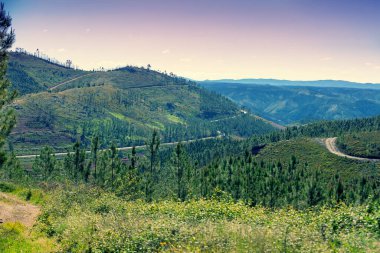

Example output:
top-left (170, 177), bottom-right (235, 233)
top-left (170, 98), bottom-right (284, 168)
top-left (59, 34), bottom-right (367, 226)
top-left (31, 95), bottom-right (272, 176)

top-left (4, 0), bottom-right (380, 83)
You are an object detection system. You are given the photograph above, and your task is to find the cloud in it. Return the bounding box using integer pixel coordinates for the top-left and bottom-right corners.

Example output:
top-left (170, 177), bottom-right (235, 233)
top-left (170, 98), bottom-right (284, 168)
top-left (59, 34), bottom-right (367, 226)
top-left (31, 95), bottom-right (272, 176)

top-left (85, 28), bottom-right (91, 33)
top-left (320, 56), bottom-right (332, 61)
top-left (365, 62), bottom-right (380, 70)
top-left (43, 29), bottom-right (48, 33)
top-left (161, 49), bottom-right (170, 54)
top-left (180, 58), bottom-right (192, 63)
top-left (57, 48), bottom-right (66, 53)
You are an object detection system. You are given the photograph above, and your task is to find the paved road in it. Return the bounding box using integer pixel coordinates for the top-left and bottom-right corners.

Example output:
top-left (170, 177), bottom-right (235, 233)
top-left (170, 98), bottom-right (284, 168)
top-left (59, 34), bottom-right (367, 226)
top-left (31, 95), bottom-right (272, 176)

top-left (324, 137), bottom-right (380, 162)
top-left (15, 136), bottom-right (219, 159)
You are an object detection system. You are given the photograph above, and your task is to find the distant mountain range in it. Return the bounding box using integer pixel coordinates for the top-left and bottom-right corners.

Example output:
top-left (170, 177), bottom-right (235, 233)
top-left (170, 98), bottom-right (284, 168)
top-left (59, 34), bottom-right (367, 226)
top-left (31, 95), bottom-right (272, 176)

top-left (201, 81), bottom-right (380, 125)
top-left (203, 79), bottom-right (380, 90)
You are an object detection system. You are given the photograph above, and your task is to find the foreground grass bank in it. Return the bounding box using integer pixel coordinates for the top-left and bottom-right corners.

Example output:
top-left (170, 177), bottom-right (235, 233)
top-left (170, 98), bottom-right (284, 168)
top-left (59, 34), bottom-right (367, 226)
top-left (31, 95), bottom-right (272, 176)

top-left (1, 182), bottom-right (380, 252)
top-left (39, 185), bottom-right (380, 252)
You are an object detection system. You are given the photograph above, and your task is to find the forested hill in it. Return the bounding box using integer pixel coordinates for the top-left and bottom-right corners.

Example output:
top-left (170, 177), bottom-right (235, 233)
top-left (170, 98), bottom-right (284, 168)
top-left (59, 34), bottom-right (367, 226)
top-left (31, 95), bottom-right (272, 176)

top-left (8, 52), bottom-right (275, 154)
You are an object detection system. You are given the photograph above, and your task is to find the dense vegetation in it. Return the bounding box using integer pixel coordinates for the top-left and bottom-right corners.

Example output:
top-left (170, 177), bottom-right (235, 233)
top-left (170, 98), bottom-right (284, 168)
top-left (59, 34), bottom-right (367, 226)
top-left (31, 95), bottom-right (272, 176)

top-left (2, 183), bottom-right (380, 252)
top-left (201, 82), bottom-right (380, 125)
top-left (337, 131), bottom-right (380, 159)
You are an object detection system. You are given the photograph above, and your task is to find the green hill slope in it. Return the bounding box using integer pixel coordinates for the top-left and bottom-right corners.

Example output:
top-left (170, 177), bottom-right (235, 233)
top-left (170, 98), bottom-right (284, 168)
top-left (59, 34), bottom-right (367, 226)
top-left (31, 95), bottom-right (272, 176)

top-left (337, 131), bottom-right (380, 159)
top-left (8, 53), bottom-right (275, 154)
top-left (7, 52), bottom-right (85, 95)
top-left (257, 137), bottom-right (379, 180)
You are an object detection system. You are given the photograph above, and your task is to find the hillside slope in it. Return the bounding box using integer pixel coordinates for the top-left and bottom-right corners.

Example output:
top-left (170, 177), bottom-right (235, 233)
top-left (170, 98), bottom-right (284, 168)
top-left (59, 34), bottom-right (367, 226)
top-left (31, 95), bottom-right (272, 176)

top-left (7, 52), bottom-right (85, 95)
top-left (8, 53), bottom-right (275, 154)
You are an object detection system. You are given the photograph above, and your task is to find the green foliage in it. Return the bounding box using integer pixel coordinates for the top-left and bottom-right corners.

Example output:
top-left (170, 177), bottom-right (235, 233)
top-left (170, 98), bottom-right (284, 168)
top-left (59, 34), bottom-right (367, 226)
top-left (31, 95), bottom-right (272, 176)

top-left (337, 131), bottom-right (380, 159)
top-left (32, 146), bottom-right (56, 181)
top-left (0, 181), bottom-right (15, 192)
top-left (36, 185), bottom-right (380, 252)
top-left (0, 2), bottom-right (16, 170)
top-left (0, 222), bottom-right (54, 253)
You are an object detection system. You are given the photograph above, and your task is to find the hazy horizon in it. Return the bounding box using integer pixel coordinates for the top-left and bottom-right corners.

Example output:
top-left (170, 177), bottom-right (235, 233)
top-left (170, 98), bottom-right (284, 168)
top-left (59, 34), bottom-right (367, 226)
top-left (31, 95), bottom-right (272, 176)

top-left (5, 0), bottom-right (380, 83)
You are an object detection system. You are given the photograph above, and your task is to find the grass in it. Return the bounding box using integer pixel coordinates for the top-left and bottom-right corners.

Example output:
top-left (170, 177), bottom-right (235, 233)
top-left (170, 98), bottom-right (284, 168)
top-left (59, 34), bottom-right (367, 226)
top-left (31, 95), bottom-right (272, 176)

top-left (337, 131), bottom-right (380, 159)
top-left (1, 181), bottom-right (380, 252)
top-left (167, 114), bottom-right (185, 124)
top-left (36, 184), bottom-right (380, 252)
top-left (0, 182), bottom-right (56, 252)
top-left (0, 222), bottom-right (56, 253)
top-left (0, 181), bottom-right (46, 205)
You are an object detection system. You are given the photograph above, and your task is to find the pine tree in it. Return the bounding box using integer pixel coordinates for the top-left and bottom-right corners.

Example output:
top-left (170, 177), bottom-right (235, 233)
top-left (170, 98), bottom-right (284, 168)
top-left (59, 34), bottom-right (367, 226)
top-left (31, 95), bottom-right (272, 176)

top-left (34, 146), bottom-right (56, 181)
top-left (110, 142), bottom-right (117, 190)
top-left (73, 141), bottom-right (85, 182)
top-left (146, 130), bottom-right (160, 201)
top-left (91, 134), bottom-right (99, 183)
top-left (174, 142), bottom-right (185, 200)
top-left (0, 3), bottom-right (16, 170)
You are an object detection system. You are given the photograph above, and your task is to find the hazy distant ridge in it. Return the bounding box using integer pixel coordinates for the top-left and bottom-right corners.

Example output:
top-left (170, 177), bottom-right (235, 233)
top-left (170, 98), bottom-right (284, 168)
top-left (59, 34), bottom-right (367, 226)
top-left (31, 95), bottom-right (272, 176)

top-left (203, 79), bottom-right (380, 90)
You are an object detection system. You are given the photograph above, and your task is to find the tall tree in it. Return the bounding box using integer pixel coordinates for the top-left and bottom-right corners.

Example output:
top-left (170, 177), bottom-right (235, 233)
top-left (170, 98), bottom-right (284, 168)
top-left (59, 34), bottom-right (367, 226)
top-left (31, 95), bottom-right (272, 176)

top-left (0, 3), bottom-right (16, 169)
top-left (91, 134), bottom-right (99, 182)
top-left (110, 142), bottom-right (117, 190)
top-left (174, 142), bottom-right (186, 201)
top-left (34, 146), bottom-right (56, 181)
top-left (73, 141), bottom-right (85, 182)
top-left (146, 129), bottom-right (160, 201)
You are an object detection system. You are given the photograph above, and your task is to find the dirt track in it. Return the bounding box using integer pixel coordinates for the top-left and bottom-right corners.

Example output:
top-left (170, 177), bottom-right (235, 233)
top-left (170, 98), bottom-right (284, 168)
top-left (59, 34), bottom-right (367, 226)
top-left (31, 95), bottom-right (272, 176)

top-left (324, 137), bottom-right (380, 162)
top-left (0, 192), bottom-right (40, 227)
top-left (49, 73), bottom-right (94, 90)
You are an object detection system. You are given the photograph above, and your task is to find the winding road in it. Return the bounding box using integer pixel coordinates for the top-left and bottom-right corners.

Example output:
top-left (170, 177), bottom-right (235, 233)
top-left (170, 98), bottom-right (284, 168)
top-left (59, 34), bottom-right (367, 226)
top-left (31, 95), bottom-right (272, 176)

top-left (324, 137), bottom-right (380, 162)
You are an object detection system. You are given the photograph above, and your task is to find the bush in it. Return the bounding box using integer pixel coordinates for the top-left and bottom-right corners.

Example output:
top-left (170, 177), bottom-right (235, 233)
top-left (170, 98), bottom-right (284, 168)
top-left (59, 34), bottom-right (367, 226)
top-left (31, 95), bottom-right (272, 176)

top-left (0, 181), bottom-right (16, 192)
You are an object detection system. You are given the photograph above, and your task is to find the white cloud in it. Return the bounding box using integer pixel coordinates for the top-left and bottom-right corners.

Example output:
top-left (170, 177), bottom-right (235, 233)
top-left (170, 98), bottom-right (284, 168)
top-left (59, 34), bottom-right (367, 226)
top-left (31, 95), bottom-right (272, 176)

top-left (320, 56), bottom-right (332, 61)
top-left (161, 49), bottom-right (170, 54)
top-left (180, 58), bottom-right (192, 63)
top-left (57, 48), bottom-right (66, 53)
top-left (365, 62), bottom-right (380, 70)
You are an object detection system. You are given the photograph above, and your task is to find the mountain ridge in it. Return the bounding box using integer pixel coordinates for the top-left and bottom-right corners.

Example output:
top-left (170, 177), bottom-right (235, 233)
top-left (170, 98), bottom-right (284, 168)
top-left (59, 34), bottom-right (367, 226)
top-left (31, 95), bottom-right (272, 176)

top-left (203, 78), bottom-right (380, 89)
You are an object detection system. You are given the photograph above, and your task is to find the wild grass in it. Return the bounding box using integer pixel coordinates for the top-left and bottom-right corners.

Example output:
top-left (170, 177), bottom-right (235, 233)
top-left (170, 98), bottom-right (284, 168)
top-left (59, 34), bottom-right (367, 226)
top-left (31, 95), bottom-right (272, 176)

top-left (36, 185), bottom-right (380, 252)
top-left (0, 222), bottom-right (56, 253)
